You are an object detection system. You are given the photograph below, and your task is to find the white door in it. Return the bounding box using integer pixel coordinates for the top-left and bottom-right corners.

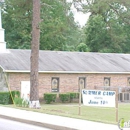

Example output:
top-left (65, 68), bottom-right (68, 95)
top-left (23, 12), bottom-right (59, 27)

top-left (21, 81), bottom-right (30, 100)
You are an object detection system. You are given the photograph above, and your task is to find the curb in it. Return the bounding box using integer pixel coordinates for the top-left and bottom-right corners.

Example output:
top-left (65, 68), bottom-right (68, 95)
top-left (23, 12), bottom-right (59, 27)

top-left (0, 115), bottom-right (77, 130)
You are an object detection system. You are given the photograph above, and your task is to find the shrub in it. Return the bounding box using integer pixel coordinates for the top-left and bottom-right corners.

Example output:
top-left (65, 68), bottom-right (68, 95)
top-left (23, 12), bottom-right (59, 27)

top-left (0, 91), bottom-right (21, 105)
top-left (69, 92), bottom-right (80, 102)
top-left (59, 93), bottom-right (70, 102)
top-left (14, 97), bottom-right (23, 106)
top-left (11, 91), bottom-right (20, 98)
top-left (0, 92), bottom-right (10, 104)
top-left (69, 92), bottom-right (79, 99)
top-left (44, 93), bottom-right (57, 104)
top-left (9, 91), bottom-right (20, 104)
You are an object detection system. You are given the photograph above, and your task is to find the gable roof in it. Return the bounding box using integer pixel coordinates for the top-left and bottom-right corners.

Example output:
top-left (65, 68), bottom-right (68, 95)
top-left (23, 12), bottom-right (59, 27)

top-left (0, 49), bottom-right (130, 73)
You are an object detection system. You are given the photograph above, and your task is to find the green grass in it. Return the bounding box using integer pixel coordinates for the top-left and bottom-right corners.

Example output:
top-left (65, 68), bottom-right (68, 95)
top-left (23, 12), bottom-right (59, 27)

top-left (4, 103), bottom-right (130, 124)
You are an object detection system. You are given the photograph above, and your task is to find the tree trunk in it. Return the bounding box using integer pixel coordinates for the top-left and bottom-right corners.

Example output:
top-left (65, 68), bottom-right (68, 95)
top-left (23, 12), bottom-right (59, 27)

top-left (30, 0), bottom-right (40, 108)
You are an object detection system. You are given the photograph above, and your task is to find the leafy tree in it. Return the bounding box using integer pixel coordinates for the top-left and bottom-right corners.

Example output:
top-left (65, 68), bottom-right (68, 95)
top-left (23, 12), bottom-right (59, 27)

top-left (77, 43), bottom-right (89, 52)
top-left (85, 15), bottom-right (111, 52)
top-left (2, 0), bottom-right (32, 49)
top-left (2, 0), bottom-right (80, 51)
top-left (74, 0), bottom-right (130, 53)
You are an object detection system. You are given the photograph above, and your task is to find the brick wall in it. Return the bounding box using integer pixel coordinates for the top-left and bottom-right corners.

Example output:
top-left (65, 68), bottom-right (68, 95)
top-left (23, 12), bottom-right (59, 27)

top-left (8, 72), bottom-right (130, 98)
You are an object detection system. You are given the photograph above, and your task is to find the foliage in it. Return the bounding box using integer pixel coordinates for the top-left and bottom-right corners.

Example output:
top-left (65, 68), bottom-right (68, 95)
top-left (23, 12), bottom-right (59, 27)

top-left (69, 92), bottom-right (79, 99)
top-left (14, 97), bottom-right (23, 106)
top-left (59, 93), bottom-right (70, 102)
top-left (77, 43), bottom-right (89, 52)
top-left (2, 0), bottom-right (130, 52)
top-left (44, 93), bottom-right (57, 104)
top-left (10, 91), bottom-right (29, 107)
top-left (2, 0), bottom-right (32, 49)
top-left (0, 91), bottom-right (21, 105)
top-left (11, 91), bottom-right (20, 98)
top-left (85, 13), bottom-right (130, 53)
top-left (43, 92), bottom-right (79, 103)
top-left (0, 92), bottom-right (10, 104)
top-left (72, 0), bottom-right (130, 53)
top-left (85, 15), bottom-right (112, 52)
top-left (9, 91), bottom-right (20, 104)
top-left (14, 97), bottom-right (29, 107)
top-left (39, 0), bottom-right (81, 51)
top-left (2, 0), bottom-right (81, 51)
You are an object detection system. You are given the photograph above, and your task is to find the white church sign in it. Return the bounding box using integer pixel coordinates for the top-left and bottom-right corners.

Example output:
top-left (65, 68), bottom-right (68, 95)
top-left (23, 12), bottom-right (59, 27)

top-left (82, 89), bottom-right (116, 107)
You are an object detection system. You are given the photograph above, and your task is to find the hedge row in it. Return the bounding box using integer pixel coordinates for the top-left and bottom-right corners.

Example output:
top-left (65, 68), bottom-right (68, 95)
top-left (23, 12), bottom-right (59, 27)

top-left (44, 92), bottom-right (79, 104)
top-left (0, 91), bottom-right (20, 105)
top-left (44, 93), bottom-right (57, 104)
top-left (0, 91), bottom-right (79, 105)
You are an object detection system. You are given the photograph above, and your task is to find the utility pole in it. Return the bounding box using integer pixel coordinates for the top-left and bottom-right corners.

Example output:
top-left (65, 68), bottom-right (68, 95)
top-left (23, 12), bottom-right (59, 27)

top-left (30, 0), bottom-right (41, 108)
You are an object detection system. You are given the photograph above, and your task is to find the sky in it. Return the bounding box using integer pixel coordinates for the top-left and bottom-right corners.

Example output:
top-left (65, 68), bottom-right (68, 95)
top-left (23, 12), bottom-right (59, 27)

top-left (73, 10), bottom-right (90, 26)
top-left (67, 0), bottom-right (90, 26)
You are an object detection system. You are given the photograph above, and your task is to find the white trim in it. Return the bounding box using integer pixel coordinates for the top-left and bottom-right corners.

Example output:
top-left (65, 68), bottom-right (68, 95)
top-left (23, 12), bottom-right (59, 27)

top-left (0, 7), bottom-right (2, 29)
top-left (2, 69), bottom-right (130, 74)
top-left (0, 65), bottom-right (5, 71)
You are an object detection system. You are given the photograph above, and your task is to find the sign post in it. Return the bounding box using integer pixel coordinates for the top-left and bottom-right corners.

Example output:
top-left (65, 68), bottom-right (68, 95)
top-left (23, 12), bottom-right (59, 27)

top-left (78, 85), bottom-right (82, 115)
top-left (116, 88), bottom-right (118, 122)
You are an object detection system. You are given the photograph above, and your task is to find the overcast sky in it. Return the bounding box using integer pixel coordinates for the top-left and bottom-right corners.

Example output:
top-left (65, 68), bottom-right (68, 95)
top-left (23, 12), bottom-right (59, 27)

top-left (73, 10), bottom-right (90, 26)
top-left (67, 0), bottom-right (90, 26)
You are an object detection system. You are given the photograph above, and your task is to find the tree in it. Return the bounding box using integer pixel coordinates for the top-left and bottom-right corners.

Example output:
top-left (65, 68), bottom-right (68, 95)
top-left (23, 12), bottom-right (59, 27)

top-left (77, 43), bottom-right (89, 52)
top-left (30, 0), bottom-right (40, 108)
top-left (85, 15), bottom-right (112, 52)
top-left (39, 0), bottom-right (80, 51)
top-left (74, 0), bottom-right (130, 53)
top-left (3, 0), bottom-right (81, 51)
top-left (2, 0), bottom-right (32, 49)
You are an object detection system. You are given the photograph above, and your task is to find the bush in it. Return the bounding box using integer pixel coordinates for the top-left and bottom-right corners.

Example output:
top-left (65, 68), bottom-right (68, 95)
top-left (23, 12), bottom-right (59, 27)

top-left (0, 92), bottom-right (10, 104)
top-left (59, 93), bottom-right (70, 102)
top-left (68, 92), bottom-right (79, 102)
top-left (9, 91), bottom-right (20, 104)
top-left (69, 92), bottom-right (79, 99)
top-left (14, 97), bottom-right (23, 106)
top-left (11, 91), bottom-right (20, 98)
top-left (44, 93), bottom-right (57, 104)
top-left (0, 91), bottom-right (21, 105)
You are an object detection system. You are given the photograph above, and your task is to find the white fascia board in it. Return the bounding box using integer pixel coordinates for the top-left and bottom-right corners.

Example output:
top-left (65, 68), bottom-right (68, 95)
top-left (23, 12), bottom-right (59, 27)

top-left (2, 70), bottom-right (130, 74)
top-left (0, 65), bottom-right (5, 71)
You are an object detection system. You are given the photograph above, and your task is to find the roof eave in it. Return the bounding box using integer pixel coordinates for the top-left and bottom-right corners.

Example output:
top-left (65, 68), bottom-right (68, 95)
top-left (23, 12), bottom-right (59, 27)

top-left (2, 70), bottom-right (130, 74)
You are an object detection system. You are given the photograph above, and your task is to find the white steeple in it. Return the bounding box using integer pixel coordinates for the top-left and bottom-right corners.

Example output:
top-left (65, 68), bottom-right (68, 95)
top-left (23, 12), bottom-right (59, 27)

top-left (0, 3), bottom-right (6, 53)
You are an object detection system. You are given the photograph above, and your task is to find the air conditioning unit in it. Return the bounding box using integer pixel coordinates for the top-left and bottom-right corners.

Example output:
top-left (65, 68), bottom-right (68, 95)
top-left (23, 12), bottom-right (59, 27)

top-left (118, 93), bottom-right (130, 102)
top-left (124, 93), bottom-right (130, 101)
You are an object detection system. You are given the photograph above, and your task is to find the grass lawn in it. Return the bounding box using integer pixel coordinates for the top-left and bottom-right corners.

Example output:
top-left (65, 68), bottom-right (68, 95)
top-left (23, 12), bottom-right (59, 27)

top-left (5, 103), bottom-right (130, 124)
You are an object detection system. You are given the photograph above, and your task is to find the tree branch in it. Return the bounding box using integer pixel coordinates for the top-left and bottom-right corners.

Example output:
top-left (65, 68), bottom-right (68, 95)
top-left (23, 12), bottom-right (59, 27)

top-left (108, 3), bottom-right (130, 25)
top-left (40, 2), bottom-right (54, 9)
